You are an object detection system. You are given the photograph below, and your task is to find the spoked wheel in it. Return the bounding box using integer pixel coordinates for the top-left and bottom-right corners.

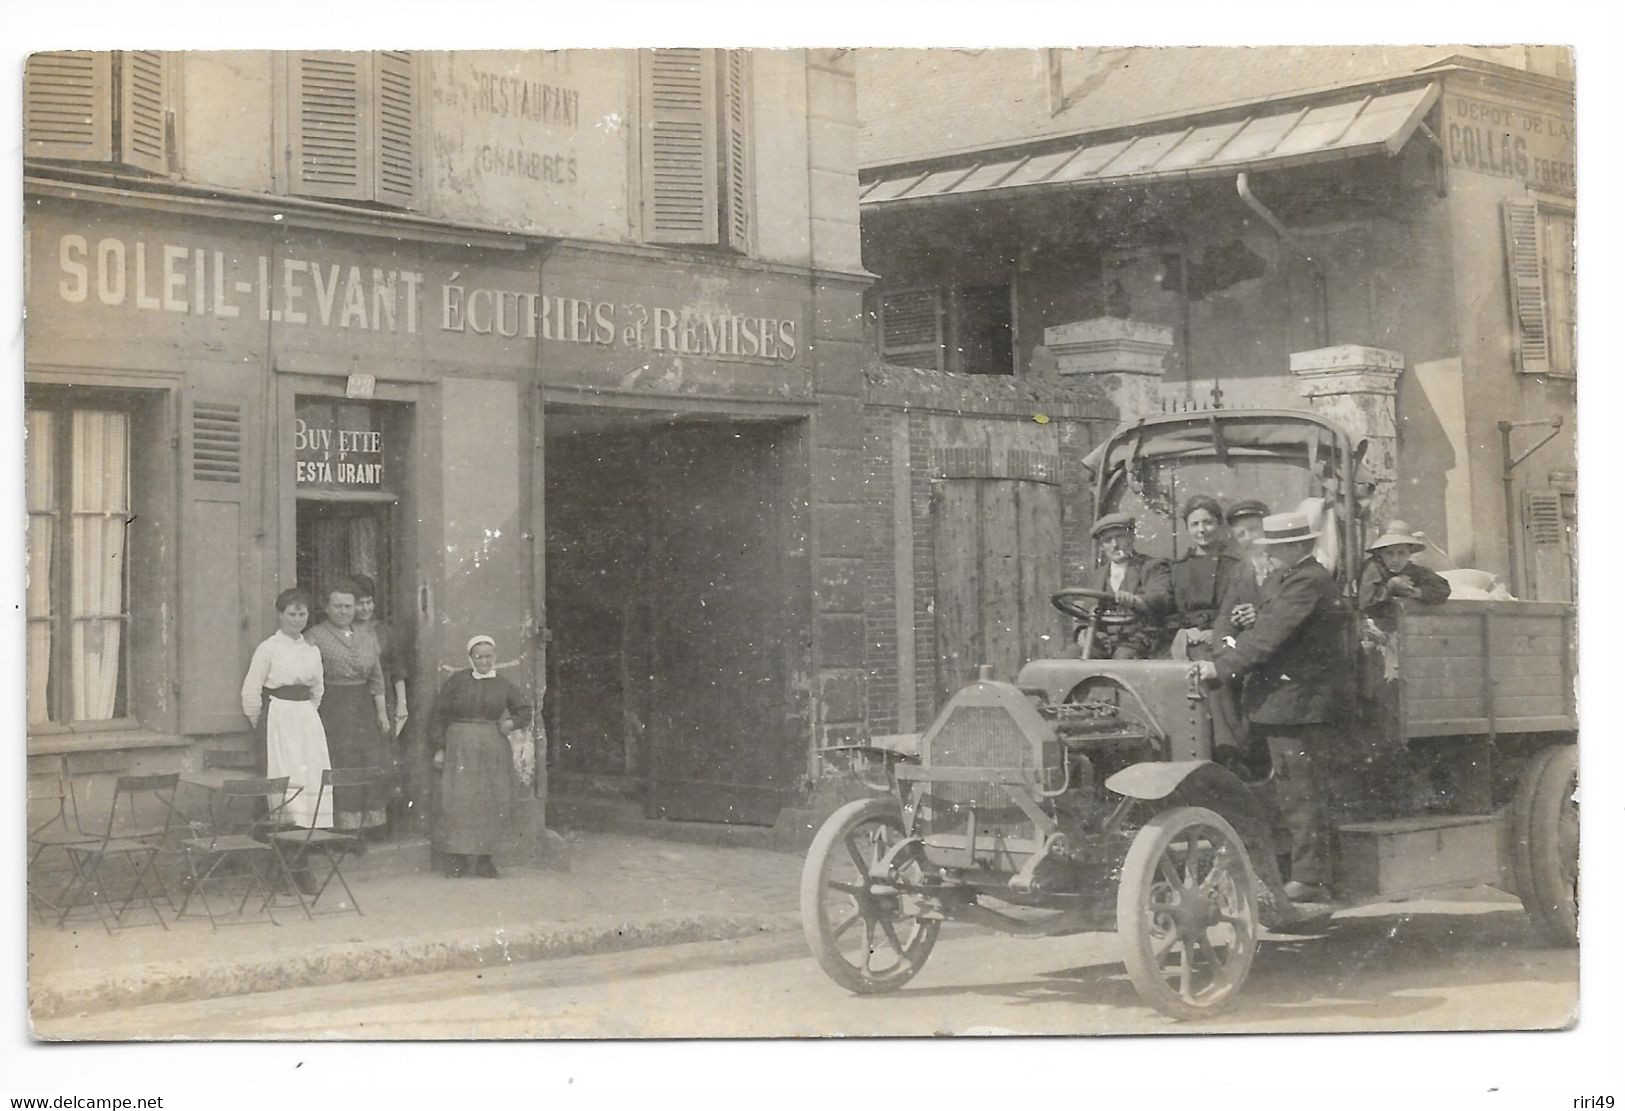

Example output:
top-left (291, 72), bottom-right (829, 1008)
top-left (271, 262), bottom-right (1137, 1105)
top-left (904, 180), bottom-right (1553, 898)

top-left (1116, 805), bottom-right (1260, 1020)
top-left (1511, 744), bottom-right (1579, 947)
top-left (800, 797), bottom-right (939, 994)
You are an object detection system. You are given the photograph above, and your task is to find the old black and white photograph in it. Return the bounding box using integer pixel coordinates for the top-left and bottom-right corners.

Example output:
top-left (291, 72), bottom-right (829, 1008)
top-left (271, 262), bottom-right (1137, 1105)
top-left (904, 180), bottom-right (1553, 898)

top-left (4, 3), bottom-right (1619, 1107)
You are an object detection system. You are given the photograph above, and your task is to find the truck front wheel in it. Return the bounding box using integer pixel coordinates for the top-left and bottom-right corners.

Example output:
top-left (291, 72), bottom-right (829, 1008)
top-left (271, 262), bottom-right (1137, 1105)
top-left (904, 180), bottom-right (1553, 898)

top-left (1117, 805), bottom-right (1260, 1021)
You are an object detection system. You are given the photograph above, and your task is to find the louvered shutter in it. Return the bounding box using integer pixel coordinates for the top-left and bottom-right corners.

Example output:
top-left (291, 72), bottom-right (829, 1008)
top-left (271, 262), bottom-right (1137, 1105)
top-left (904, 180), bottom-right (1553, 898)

top-left (1503, 198), bottom-right (1551, 375)
top-left (373, 51), bottom-right (418, 209)
top-left (290, 53), bottom-right (369, 202)
top-left (879, 289), bottom-right (944, 371)
top-left (25, 51), bottom-right (113, 162)
top-left (178, 397), bottom-right (251, 734)
top-left (1521, 489), bottom-right (1573, 602)
top-left (718, 49), bottom-right (753, 254)
top-left (640, 49), bottom-right (718, 244)
top-left (119, 50), bottom-right (168, 173)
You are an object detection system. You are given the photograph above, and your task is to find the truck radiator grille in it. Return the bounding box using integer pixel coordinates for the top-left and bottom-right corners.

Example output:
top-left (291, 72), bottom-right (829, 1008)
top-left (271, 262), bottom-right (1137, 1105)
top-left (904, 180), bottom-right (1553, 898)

top-left (921, 705), bottom-right (1035, 841)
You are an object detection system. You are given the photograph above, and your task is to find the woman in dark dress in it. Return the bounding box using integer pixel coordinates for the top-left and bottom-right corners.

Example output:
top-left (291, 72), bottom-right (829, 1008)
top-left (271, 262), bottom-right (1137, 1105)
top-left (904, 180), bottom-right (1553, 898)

top-left (428, 635), bottom-right (532, 878)
top-left (351, 574), bottom-right (408, 829)
top-left (1157, 494), bottom-right (1240, 659)
top-left (307, 581), bottom-right (393, 836)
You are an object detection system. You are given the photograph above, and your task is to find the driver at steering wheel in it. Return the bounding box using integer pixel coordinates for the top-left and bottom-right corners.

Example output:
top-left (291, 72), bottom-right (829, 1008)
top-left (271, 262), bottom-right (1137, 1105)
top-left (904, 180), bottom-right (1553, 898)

top-left (1077, 513), bottom-right (1169, 659)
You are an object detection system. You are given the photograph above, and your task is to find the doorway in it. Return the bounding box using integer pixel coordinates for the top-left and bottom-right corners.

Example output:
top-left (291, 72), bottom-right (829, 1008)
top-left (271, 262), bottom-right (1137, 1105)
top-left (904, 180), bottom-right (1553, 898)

top-left (544, 406), bottom-right (806, 825)
top-left (295, 499), bottom-right (395, 619)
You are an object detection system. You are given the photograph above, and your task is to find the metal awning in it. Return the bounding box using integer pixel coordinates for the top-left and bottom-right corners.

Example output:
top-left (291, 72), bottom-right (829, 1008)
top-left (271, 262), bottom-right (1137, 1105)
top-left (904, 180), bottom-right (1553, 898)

top-left (860, 83), bottom-right (1439, 208)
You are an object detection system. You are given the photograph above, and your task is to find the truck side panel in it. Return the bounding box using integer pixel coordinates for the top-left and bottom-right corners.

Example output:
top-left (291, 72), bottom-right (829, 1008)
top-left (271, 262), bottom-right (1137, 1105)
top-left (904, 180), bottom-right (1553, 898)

top-left (1398, 601), bottom-right (1576, 738)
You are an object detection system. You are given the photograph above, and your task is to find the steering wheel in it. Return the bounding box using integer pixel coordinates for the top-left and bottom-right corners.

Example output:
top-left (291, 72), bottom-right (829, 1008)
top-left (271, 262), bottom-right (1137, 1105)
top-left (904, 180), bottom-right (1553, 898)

top-left (1051, 588), bottom-right (1139, 625)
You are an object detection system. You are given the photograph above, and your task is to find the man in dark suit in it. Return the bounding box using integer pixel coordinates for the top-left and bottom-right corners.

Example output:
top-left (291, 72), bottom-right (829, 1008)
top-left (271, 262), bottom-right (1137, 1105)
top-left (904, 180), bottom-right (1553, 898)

top-left (1197, 511), bottom-right (1348, 903)
top-left (1211, 499), bottom-right (1272, 769)
top-left (1076, 513), bottom-right (1169, 659)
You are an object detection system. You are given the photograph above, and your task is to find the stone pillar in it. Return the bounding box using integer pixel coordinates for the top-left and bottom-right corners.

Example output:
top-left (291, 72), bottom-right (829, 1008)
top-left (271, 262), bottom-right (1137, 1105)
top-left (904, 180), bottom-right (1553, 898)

top-left (1290, 344), bottom-right (1404, 526)
top-left (1044, 318), bottom-right (1172, 422)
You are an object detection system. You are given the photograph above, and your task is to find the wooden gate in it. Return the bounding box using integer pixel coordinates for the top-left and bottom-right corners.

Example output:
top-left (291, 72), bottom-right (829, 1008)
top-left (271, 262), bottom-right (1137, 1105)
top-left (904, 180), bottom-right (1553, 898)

top-left (932, 478), bottom-right (1065, 702)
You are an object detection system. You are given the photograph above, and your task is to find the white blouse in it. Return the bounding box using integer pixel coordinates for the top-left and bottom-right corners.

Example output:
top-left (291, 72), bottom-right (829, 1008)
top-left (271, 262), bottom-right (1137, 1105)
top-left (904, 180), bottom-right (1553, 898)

top-left (240, 631), bottom-right (326, 719)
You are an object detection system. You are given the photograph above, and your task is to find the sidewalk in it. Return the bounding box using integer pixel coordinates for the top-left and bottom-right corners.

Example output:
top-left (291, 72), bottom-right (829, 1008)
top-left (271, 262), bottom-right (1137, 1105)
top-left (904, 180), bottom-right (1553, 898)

top-left (28, 831), bottom-right (803, 1024)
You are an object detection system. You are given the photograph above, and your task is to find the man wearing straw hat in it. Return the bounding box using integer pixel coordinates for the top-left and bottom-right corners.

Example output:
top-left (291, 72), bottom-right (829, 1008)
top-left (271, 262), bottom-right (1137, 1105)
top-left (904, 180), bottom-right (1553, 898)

top-left (1197, 511), bottom-right (1348, 903)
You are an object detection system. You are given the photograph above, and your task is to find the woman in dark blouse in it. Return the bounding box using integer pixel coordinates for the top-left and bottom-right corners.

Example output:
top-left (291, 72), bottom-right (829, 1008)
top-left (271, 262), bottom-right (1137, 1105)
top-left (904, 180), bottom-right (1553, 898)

top-left (1157, 494), bottom-right (1240, 659)
top-left (428, 634), bottom-right (532, 878)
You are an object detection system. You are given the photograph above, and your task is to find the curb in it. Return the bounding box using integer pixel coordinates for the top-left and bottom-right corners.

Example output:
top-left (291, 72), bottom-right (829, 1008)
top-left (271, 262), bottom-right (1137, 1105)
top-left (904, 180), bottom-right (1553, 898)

top-left (29, 910), bottom-right (800, 1023)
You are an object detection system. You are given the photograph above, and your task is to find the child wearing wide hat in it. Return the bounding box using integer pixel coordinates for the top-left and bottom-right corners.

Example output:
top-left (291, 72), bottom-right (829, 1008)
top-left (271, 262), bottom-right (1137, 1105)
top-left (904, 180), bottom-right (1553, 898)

top-left (1358, 520), bottom-right (1451, 630)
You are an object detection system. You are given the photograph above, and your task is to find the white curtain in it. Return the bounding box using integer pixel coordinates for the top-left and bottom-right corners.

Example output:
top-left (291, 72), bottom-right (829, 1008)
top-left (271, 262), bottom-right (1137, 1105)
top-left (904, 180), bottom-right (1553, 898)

top-left (26, 411), bottom-right (55, 724)
top-left (70, 410), bottom-right (129, 722)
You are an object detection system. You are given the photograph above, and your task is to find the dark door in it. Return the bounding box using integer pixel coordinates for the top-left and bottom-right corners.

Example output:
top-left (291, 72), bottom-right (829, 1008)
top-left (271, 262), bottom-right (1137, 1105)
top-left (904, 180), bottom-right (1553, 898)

top-left (647, 423), bottom-right (793, 824)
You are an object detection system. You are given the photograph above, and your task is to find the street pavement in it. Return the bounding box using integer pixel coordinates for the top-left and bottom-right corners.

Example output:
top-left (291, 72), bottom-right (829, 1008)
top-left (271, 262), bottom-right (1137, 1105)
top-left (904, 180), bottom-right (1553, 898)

top-left (28, 831), bottom-right (800, 1023)
top-left (34, 887), bottom-right (1577, 1039)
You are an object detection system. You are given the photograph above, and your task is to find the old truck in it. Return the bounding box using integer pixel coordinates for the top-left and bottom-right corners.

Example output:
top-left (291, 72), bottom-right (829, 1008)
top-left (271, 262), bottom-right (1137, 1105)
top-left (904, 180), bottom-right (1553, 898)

top-left (800, 408), bottom-right (1577, 1020)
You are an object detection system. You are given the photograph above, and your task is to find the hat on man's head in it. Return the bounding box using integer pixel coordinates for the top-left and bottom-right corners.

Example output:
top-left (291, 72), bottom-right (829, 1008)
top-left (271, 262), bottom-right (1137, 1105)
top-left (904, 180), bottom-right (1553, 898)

top-left (1256, 512), bottom-right (1320, 546)
top-left (1368, 520), bottom-right (1426, 553)
top-left (1225, 499), bottom-right (1270, 524)
top-left (1090, 512), bottom-right (1136, 540)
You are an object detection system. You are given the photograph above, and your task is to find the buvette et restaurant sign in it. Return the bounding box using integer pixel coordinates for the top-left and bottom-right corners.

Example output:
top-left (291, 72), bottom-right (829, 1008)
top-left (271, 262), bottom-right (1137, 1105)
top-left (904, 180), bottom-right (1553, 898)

top-left (295, 402), bottom-right (385, 490)
top-left (49, 232), bottom-right (802, 365)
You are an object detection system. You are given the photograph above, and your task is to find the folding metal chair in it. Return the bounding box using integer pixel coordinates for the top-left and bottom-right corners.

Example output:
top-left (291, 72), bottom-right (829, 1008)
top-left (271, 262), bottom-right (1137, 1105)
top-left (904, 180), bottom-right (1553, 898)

top-left (27, 756), bottom-right (100, 925)
top-left (268, 767), bottom-right (382, 919)
top-left (57, 773), bottom-right (181, 934)
top-left (175, 777), bottom-right (301, 930)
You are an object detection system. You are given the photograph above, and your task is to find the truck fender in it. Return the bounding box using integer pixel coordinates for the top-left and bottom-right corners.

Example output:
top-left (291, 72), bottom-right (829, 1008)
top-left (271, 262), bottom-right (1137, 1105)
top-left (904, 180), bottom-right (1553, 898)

top-left (1107, 759), bottom-right (1298, 926)
top-left (1104, 759), bottom-right (1213, 801)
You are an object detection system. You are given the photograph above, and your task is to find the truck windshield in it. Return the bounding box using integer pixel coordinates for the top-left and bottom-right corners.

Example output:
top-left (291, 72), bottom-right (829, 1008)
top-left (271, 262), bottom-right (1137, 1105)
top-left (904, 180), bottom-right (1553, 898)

top-left (1088, 413), bottom-right (1354, 569)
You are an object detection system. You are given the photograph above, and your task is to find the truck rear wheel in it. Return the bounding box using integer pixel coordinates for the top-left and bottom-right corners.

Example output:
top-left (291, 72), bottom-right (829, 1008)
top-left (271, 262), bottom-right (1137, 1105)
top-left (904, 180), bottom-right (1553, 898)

top-left (1511, 744), bottom-right (1578, 947)
top-left (800, 797), bottom-right (939, 994)
top-left (1117, 806), bottom-right (1259, 1021)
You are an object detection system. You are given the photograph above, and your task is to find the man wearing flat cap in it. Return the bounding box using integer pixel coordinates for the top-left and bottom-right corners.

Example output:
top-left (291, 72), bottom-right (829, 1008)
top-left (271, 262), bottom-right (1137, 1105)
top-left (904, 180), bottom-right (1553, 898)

top-left (1197, 511), bottom-right (1349, 903)
top-left (1078, 513), bottom-right (1169, 659)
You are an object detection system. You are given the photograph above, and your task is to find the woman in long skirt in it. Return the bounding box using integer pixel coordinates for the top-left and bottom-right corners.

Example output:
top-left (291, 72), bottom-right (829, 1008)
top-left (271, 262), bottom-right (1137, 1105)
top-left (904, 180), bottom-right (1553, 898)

top-left (240, 588), bottom-right (333, 836)
top-left (428, 635), bottom-right (532, 878)
top-left (307, 581), bottom-right (393, 836)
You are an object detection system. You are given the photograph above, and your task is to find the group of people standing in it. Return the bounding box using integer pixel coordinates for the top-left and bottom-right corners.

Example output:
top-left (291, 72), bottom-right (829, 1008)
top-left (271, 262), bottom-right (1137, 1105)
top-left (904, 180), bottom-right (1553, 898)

top-left (1081, 496), bottom-right (1450, 904)
top-left (240, 581), bottom-right (532, 884)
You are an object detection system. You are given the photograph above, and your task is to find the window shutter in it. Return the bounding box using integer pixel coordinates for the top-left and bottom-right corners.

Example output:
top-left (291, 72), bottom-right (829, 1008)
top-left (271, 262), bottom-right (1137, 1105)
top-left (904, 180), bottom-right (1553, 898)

top-left (1522, 489), bottom-right (1573, 602)
top-left (718, 49), bottom-right (753, 254)
top-left (290, 53), bottom-right (369, 202)
top-left (372, 51), bottom-right (418, 210)
top-left (178, 397), bottom-right (251, 734)
top-left (1503, 198), bottom-right (1551, 374)
top-left (25, 51), bottom-right (113, 162)
top-left (192, 402), bottom-right (243, 484)
top-left (118, 50), bottom-right (169, 174)
top-left (879, 289), bottom-right (944, 371)
top-left (640, 49), bottom-right (718, 244)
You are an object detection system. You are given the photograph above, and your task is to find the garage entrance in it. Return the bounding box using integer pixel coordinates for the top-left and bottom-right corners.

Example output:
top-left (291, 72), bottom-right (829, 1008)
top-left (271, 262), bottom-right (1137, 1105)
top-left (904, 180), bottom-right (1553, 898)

top-left (544, 406), bottom-right (807, 825)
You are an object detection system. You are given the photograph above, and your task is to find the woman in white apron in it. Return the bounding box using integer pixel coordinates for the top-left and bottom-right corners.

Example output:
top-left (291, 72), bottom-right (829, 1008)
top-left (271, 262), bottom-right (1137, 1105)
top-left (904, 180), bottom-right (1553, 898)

top-left (240, 587), bottom-right (334, 831)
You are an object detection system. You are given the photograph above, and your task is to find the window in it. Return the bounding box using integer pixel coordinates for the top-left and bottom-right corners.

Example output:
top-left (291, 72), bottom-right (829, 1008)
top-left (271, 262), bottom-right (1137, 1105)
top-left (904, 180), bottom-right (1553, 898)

top-left (24, 51), bottom-right (171, 174)
top-left (287, 52), bottom-right (420, 209)
top-left (638, 49), bottom-right (753, 252)
top-left (878, 289), bottom-right (943, 370)
top-left (877, 284), bottom-right (1014, 375)
top-left (26, 400), bottom-right (133, 725)
top-left (1503, 198), bottom-right (1576, 375)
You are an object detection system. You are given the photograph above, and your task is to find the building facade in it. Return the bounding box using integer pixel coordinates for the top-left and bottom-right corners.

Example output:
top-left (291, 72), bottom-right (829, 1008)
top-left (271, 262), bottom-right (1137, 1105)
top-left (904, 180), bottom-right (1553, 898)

top-left (24, 49), bottom-right (866, 834)
top-left (852, 47), bottom-right (1575, 738)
